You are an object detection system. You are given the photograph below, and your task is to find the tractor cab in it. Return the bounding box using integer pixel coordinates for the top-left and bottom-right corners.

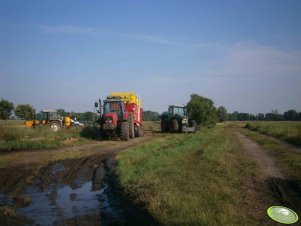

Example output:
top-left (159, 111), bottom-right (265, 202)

top-left (168, 105), bottom-right (186, 116)
top-left (40, 110), bottom-right (62, 121)
top-left (102, 97), bottom-right (126, 129)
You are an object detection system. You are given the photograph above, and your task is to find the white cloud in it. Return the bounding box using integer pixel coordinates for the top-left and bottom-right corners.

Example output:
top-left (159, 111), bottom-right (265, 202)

top-left (38, 24), bottom-right (219, 49)
top-left (219, 42), bottom-right (301, 77)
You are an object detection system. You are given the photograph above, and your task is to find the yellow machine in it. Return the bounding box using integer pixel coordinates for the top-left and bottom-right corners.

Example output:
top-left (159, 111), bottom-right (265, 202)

top-left (25, 110), bottom-right (71, 131)
top-left (109, 92), bottom-right (142, 108)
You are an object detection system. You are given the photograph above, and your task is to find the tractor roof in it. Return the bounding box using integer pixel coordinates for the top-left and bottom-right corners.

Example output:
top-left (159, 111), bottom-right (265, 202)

top-left (169, 105), bottom-right (185, 108)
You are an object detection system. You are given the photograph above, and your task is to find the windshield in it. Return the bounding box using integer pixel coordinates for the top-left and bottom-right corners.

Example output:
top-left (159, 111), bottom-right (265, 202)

top-left (169, 106), bottom-right (185, 116)
top-left (103, 101), bottom-right (123, 114)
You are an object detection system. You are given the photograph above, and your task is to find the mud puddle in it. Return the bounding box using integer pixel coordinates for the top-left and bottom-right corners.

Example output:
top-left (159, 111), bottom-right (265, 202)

top-left (268, 178), bottom-right (301, 214)
top-left (0, 157), bottom-right (126, 225)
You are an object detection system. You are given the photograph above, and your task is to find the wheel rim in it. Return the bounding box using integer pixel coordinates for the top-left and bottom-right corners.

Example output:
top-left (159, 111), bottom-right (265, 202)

top-left (51, 124), bottom-right (59, 132)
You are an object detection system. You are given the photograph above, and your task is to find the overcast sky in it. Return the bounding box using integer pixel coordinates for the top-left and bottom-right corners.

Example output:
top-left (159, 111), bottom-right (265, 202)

top-left (1, 0), bottom-right (301, 114)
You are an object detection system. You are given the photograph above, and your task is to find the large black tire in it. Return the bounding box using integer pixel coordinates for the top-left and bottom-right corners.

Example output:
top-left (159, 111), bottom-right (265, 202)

top-left (135, 126), bottom-right (143, 137)
top-left (190, 120), bottom-right (197, 133)
top-left (49, 121), bottom-right (61, 132)
top-left (100, 130), bottom-right (109, 140)
top-left (128, 115), bottom-right (135, 139)
top-left (170, 119), bottom-right (179, 133)
top-left (161, 120), bottom-right (167, 132)
top-left (120, 121), bottom-right (129, 141)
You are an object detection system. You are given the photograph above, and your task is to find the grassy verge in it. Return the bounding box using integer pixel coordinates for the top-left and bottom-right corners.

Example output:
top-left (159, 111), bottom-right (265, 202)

top-left (0, 120), bottom-right (24, 126)
top-left (245, 121), bottom-right (301, 146)
top-left (240, 128), bottom-right (301, 181)
top-left (143, 121), bottom-right (161, 132)
top-left (116, 127), bottom-right (257, 225)
top-left (0, 125), bottom-right (97, 151)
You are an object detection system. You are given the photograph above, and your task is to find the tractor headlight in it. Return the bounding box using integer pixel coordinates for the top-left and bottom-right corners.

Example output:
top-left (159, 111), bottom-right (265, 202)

top-left (105, 117), bottom-right (113, 123)
top-left (182, 117), bottom-right (188, 125)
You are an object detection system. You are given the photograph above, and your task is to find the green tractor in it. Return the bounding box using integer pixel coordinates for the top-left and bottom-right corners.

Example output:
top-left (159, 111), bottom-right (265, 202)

top-left (161, 105), bottom-right (197, 133)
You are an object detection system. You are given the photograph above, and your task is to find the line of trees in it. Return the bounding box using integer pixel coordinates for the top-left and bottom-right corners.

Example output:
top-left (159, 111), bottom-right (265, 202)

top-left (0, 98), bottom-right (97, 121)
top-left (228, 109), bottom-right (301, 121)
top-left (143, 111), bottom-right (160, 121)
top-left (2, 97), bottom-right (300, 123)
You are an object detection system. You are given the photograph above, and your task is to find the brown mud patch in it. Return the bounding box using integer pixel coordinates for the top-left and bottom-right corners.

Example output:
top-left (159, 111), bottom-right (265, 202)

top-left (0, 131), bottom-right (163, 225)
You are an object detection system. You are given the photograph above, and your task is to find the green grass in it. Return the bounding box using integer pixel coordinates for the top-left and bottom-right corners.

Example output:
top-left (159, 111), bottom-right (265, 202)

top-left (0, 125), bottom-right (94, 151)
top-left (116, 127), bottom-right (257, 225)
top-left (240, 128), bottom-right (301, 181)
top-left (0, 120), bottom-right (24, 126)
top-left (143, 121), bottom-right (161, 132)
top-left (245, 121), bottom-right (301, 146)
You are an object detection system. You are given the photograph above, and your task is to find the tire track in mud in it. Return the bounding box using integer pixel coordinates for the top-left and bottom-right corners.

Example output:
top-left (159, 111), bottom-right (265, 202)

top-left (234, 131), bottom-right (301, 225)
top-left (0, 131), bottom-right (157, 168)
top-left (0, 132), bottom-right (163, 226)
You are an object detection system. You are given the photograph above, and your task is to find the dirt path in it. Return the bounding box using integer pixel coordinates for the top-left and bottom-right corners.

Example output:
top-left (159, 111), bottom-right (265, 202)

top-left (233, 130), bottom-right (301, 225)
top-left (234, 132), bottom-right (284, 179)
top-left (0, 131), bottom-right (158, 168)
top-left (0, 131), bottom-right (162, 226)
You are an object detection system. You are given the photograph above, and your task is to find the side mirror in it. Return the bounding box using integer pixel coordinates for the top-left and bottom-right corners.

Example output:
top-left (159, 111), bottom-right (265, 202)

top-left (95, 102), bottom-right (98, 108)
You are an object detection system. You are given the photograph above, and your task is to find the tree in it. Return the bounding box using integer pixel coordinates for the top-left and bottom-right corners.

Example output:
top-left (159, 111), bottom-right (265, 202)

top-left (238, 113), bottom-right (250, 121)
top-left (0, 98), bottom-right (14, 120)
top-left (255, 113), bottom-right (264, 121)
top-left (187, 94), bottom-right (217, 127)
top-left (227, 111), bottom-right (238, 121)
top-left (57, 109), bottom-right (66, 117)
top-left (15, 104), bottom-right (35, 120)
top-left (217, 106), bottom-right (227, 122)
top-left (82, 111), bottom-right (97, 121)
top-left (284, 109), bottom-right (298, 121)
top-left (143, 111), bottom-right (160, 121)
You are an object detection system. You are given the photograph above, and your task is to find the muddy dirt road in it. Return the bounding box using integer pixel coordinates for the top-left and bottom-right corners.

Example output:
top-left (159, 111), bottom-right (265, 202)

top-left (234, 131), bottom-right (301, 225)
top-left (0, 131), bottom-right (162, 226)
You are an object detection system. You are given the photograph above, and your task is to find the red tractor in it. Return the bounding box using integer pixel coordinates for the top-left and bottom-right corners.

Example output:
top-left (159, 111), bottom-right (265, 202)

top-left (97, 92), bottom-right (143, 141)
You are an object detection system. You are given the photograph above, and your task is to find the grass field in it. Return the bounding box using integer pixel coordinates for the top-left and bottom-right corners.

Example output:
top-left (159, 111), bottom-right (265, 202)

top-left (116, 127), bottom-right (257, 225)
top-left (0, 120), bottom-right (160, 151)
top-left (245, 121), bottom-right (301, 146)
top-left (0, 120), bottom-right (24, 126)
top-left (0, 122), bottom-right (97, 151)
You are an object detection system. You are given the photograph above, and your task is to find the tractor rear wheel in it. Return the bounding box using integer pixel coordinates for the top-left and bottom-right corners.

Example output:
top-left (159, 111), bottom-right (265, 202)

top-left (170, 119), bottom-right (179, 133)
top-left (120, 121), bottom-right (129, 141)
top-left (49, 121), bottom-right (61, 132)
top-left (161, 120), bottom-right (168, 132)
top-left (129, 115), bottom-right (135, 139)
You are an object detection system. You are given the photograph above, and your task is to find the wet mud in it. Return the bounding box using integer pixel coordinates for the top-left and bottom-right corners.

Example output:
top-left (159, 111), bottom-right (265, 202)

top-left (0, 154), bottom-right (161, 226)
top-left (268, 178), bottom-right (301, 215)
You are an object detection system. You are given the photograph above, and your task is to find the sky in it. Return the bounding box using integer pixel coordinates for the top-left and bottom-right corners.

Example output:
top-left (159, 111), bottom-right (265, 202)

top-left (1, 0), bottom-right (301, 114)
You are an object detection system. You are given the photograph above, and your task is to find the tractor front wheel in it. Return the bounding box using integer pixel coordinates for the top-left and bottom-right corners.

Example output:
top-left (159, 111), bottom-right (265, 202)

top-left (170, 119), bottom-right (179, 133)
top-left (190, 120), bottom-right (197, 133)
top-left (128, 115), bottom-right (135, 139)
top-left (120, 121), bottom-right (129, 141)
top-left (49, 121), bottom-right (61, 132)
